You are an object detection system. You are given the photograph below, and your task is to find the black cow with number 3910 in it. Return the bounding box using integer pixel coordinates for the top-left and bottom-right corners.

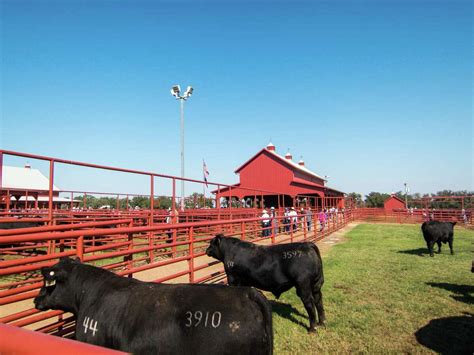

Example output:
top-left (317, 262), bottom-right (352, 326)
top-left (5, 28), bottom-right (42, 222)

top-left (206, 234), bottom-right (325, 333)
top-left (34, 257), bottom-right (273, 355)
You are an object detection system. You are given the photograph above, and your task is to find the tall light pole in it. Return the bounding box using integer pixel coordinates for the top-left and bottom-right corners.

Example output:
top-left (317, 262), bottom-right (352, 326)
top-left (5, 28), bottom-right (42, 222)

top-left (170, 85), bottom-right (194, 211)
top-left (404, 182), bottom-right (409, 209)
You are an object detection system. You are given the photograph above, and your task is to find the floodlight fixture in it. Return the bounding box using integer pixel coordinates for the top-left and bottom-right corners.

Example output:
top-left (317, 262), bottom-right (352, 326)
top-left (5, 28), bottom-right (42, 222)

top-left (171, 85), bottom-right (181, 98)
top-left (184, 86), bottom-right (194, 98)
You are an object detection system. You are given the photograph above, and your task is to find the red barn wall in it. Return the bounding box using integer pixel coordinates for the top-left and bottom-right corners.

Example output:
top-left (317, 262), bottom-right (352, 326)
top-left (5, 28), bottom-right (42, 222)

top-left (239, 152), bottom-right (294, 192)
top-left (384, 196), bottom-right (405, 211)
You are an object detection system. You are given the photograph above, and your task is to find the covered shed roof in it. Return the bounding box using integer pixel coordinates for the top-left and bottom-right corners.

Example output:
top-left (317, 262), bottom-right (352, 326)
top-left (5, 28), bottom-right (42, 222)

top-left (1, 166), bottom-right (61, 192)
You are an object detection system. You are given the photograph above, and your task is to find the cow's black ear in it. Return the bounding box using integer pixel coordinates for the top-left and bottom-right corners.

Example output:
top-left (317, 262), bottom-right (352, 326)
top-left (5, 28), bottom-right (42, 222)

top-left (451, 222), bottom-right (457, 226)
top-left (215, 234), bottom-right (224, 244)
top-left (73, 257), bottom-right (82, 263)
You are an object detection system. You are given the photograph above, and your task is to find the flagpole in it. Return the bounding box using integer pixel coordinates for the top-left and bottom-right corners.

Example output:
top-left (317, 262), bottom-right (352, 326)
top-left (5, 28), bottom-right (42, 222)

top-left (202, 159), bottom-right (209, 208)
top-left (202, 159), bottom-right (205, 207)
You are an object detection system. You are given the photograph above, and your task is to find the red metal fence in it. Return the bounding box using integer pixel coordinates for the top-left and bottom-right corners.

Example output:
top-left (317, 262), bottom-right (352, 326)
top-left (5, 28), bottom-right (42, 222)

top-left (1, 148), bottom-right (471, 353)
top-left (0, 207), bottom-right (353, 336)
top-left (353, 208), bottom-right (472, 225)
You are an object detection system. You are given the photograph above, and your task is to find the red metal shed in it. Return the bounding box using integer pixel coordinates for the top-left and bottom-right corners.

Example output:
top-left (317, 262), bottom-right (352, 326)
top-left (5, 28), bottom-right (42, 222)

top-left (214, 143), bottom-right (344, 209)
top-left (384, 194), bottom-right (406, 211)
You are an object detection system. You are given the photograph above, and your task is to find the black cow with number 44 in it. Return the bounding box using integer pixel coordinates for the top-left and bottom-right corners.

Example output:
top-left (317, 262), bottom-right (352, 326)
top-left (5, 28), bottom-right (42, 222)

top-left (206, 234), bottom-right (325, 333)
top-left (34, 257), bottom-right (273, 355)
top-left (421, 221), bottom-right (456, 257)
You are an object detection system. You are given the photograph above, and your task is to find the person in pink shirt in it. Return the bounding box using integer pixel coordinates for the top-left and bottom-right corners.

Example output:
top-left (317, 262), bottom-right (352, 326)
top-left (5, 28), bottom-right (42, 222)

top-left (318, 209), bottom-right (327, 232)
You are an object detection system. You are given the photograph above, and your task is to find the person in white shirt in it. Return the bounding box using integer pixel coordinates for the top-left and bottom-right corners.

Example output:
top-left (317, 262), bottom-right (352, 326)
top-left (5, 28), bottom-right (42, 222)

top-left (261, 209), bottom-right (271, 237)
top-left (289, 207), bottom-right (298, 232)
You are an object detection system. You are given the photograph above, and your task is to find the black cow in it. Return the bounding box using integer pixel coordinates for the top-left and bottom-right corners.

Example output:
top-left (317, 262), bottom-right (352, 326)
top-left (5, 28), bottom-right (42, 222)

top-left (421, 221), bottom-right (456, 257)
top-left (206, 234), bottom-right (325, 333)
top-left (34, 258), bottom-right (273, 355)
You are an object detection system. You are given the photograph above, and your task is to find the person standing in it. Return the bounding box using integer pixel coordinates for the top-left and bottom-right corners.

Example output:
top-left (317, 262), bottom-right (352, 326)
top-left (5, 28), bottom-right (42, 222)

top-left (270, 207), bottom-right (278, 236)
top-left (165, 207), bottom-right (178, 243)
top-left (318, 209), bottom-right (327, 232)
top-left (289, 207), bottom-right (298, 232)
top-left (261, 209), bottom-right (270, 237)
top-left (306, 207), bottom-right (313, 231)
top-left (283, 208), bottom-right (290, 233)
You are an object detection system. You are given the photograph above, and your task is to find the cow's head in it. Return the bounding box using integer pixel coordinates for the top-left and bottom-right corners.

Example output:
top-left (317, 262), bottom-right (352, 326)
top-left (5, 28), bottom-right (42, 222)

top-left (206, 234), bottom-right (225, 261)
top-left (34, 257), bottom-right (80, 313)
top-left (450, 222), bottom-right (457, 226)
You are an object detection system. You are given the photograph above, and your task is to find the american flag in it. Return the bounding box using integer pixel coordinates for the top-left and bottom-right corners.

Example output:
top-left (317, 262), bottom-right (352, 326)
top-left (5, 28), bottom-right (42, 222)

top-left (203, 160), bottom-right (209, 187)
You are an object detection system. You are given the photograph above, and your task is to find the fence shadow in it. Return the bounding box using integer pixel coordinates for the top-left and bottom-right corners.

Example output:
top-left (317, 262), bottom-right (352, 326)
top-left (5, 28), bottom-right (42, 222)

top-left (427, 282), bottom-right (474, 305)
top-left (269, 300), bottom-right (308, 330)
top-left (397, 248), bottom-right (428, 257)
top-left (415, 314), bottom-right (474, 354)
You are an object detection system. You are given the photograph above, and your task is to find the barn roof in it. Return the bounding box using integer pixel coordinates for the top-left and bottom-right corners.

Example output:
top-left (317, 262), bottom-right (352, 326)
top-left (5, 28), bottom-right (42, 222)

top-left (1, 166), bottom-right (61, 192)
top-left (385, 195), bottom-right (405, 204)
top-left (235, 148), bottom-right (326, 181)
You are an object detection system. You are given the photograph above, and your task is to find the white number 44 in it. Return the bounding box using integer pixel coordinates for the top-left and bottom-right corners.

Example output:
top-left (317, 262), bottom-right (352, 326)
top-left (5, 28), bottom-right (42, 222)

top-left (83, 316), bottom-right (99, 336)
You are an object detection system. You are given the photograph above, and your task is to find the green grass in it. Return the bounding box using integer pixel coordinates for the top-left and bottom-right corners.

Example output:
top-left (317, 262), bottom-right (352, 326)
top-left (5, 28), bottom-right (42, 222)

top-left (271, 224), bottom-right (474, 354)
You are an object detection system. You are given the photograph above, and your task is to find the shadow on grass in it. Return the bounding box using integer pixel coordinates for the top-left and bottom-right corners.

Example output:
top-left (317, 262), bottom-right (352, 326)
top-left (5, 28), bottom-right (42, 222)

top-left (397, 248), bottom-right (428, 256)
top-left (415, 314), bottom-right (474, 354)
top-left (427, 282), bottom-right (474, 305)
top-left (269, 300), bottom-right (308, 330)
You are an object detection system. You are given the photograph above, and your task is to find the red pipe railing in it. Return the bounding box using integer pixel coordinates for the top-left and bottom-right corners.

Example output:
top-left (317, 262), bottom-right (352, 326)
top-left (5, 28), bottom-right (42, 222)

top-left (0, 323), bottom-right (125, 354)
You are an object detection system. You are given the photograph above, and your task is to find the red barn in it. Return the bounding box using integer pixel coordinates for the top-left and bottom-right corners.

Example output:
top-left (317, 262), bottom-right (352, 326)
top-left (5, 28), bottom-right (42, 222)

top-left (384, 194), bottom-right (406, 211)
top-left (215, 143), bottom-right (344, 209)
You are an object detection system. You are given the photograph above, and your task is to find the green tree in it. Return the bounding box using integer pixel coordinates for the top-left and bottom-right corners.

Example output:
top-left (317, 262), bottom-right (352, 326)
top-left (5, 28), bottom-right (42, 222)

top-left (365, 192), bottom-right (390, 208)
top-left (346, 192), bottom-right (363, 207)
top-left (185, 193), bottom-right (214, 209)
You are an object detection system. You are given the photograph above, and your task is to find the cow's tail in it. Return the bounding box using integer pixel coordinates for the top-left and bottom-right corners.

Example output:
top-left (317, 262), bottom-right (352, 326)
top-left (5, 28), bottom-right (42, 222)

top-left (249, 288), bottom-right (274, 355)
top-left (311, 243), bottom-right (324, 292)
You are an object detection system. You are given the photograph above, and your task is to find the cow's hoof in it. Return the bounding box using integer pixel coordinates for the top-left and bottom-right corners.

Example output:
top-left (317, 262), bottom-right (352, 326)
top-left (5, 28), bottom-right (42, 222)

top-left (307, 327), bottom-right (317, 334)
top-left (317, 322), bottom-right (326, 328)
top-left (430, 254), bottom-right (434, 257)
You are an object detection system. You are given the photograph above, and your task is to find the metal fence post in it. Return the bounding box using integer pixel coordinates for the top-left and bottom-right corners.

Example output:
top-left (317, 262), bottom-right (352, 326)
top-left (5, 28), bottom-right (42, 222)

top-left (188, 226), bottom-right (194, 283)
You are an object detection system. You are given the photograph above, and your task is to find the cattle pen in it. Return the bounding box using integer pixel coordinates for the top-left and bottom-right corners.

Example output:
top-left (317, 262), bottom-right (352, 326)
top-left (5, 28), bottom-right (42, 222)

top-left (0, 149), bottom-right (472, 353)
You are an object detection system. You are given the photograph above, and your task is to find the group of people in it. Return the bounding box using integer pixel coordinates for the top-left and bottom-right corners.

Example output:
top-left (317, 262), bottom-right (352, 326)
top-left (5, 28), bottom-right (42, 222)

top-left (259, 206), bottom-right (347, 237)
top-left (260, 206), bottom-right (336, 237)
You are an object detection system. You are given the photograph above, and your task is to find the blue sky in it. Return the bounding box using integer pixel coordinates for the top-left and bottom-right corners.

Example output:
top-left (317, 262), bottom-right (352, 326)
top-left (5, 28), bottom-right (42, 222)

top-left (1, 0), bottom-right (472, 197)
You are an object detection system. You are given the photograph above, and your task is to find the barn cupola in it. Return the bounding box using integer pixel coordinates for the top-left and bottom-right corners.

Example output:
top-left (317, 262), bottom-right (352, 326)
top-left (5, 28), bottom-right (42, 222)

top-left (266, 142), bottom-right (275, 152)
top-left (285, 149), bottom-right (292, 160)
top-left (298, 156), bottom-right (305, 167)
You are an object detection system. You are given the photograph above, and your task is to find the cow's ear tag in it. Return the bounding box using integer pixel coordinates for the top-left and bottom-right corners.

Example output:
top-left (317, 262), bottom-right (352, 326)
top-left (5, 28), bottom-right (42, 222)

top-left (45, 271), bottom-right (56, 287)
top-left (45, 279), bottom-right (56, 287)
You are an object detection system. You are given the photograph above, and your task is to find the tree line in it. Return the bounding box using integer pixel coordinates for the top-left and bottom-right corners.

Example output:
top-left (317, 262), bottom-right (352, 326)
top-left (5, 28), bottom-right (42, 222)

top-left (347, 190), bottom-right (473, 209)
top-left (74, 193), bottom-right (213, 210)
